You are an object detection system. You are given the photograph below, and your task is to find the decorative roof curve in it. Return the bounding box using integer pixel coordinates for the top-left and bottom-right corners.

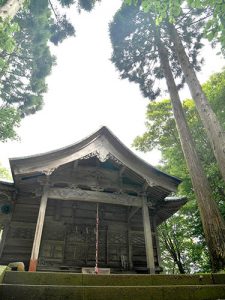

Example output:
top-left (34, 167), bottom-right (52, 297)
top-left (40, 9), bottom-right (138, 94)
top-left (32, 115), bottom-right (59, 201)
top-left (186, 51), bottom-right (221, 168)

top-left (10, 126), bottom-right (181, 192)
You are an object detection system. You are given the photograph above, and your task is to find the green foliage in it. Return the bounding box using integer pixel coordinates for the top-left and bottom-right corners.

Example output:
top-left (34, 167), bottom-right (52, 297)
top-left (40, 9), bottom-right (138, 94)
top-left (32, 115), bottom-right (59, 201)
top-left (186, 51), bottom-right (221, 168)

top-left (0, 18), bottom-right (19, 70)
top-left (78, 0), bottom-right (95, 11)
top-left (57, 0), bottom-right (101, 11)
top-left (48, 0), bottom-right (76, 45)
top-left (159, 210), bottom-right (211, 274)
top-left (77, 0), bottom-right (100, 11)
top-left (50, 14), bottom-right (75, 45)
top-left (0, 1), bottom-right (56, 118)
top-left (190, 1), bottom-right (225, 55)
top-left (0, 0), bottom-right (77, 141)
top-left (134, 71), bottom-right (225, 273)
top-left (0, 162), bottom-right (12, 181)
top-left (0, 106), bottom-right (20, 142)
top-left (110, 3), bottom-right (204, 101)
top-left (0, 0), bottom-right (97, 142)
top-left (0, 0), bottom-right (7, 6)
top-left (58, 0), bottom-right (75, 7)
top-left (126, 0), bottom-right (225, 54)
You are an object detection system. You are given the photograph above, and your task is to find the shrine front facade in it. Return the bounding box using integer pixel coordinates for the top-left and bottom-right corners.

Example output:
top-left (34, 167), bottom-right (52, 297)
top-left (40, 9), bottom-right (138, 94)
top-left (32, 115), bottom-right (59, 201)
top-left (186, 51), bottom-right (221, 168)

top-left (0, 127), bottom-right (186, 273)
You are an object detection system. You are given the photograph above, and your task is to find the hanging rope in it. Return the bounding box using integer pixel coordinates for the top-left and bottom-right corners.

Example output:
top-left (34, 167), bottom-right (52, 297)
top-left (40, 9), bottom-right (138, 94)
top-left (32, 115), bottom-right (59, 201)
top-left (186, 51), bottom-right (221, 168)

top-left (95, 203), bottom-right (99, 274)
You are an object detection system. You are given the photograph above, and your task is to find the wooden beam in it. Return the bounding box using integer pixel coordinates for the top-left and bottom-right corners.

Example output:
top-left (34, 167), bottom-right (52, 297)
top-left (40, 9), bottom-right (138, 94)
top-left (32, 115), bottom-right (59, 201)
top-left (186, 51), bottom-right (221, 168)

top-left (48, 188), bottom-right (142, 207)
top-left (142, 197), bottom-right (155, 274)
top-left (29, 186), bottom-right (49, 272)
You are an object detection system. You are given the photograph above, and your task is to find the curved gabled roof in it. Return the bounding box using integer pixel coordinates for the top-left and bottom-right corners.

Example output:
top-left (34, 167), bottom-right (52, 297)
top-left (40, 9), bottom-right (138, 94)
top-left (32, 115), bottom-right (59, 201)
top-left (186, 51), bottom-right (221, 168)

top-left (10, 126), bottom-right (181, 192)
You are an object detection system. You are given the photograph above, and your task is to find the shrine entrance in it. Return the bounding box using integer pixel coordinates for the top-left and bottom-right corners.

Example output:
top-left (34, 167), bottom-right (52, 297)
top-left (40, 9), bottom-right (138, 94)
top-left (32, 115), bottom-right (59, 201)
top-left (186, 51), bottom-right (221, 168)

top-left (64, 225), bottom-right (129, 269)
top-left (38, 200), bottom-right (132, 271)
top-left (64, 223), bottom-right (102, 267)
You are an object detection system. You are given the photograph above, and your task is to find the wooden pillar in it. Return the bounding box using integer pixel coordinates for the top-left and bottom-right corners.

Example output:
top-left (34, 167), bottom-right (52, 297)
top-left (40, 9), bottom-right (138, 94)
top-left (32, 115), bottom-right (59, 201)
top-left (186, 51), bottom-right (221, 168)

top-left (29, 186), bottom-right (49, 272)
top-left (0, 194), bottom-right (15, 259)
top-left (153, 217), bottom-right (162, 270)
top-left (105, 226), bottom-right (109, 265)
top-left (142, 198), bottom-right (155, 274)
top-left (0, 223), bottom-right (10, 258)
top-left (128, 224), bottom-right (133, 270)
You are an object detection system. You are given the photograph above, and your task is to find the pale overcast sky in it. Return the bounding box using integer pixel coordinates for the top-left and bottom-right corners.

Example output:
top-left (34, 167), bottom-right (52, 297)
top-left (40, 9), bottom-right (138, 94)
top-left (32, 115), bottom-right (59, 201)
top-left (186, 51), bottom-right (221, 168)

top-left (0, 0), bottom-right (224, 174)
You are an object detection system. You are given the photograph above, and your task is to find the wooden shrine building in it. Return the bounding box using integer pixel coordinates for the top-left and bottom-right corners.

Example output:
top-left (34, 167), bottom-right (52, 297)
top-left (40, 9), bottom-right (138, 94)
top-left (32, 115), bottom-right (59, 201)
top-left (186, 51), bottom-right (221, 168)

top-left (0, 127), bottom-right (187, 273)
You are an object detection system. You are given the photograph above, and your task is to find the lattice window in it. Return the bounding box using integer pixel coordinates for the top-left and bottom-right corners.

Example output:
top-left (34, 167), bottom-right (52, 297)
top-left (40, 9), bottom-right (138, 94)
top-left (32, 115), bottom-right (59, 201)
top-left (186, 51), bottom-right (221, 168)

top-left (40, 241), bottom-right (64, 260)
top-left (131, 232), bottom-right (145, 245)
top-left (108, 231), bottom-right (127, 244)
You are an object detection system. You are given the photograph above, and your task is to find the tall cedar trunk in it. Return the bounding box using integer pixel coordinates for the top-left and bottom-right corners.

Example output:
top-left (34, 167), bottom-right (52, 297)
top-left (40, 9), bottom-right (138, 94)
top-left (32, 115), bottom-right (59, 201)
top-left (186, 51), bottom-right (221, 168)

top-left (168, 23), bottom-right (225, 185)
top-left (0, 0), bottom-right (24, 19)
top-left (155, 29), bottom-right (225, 271)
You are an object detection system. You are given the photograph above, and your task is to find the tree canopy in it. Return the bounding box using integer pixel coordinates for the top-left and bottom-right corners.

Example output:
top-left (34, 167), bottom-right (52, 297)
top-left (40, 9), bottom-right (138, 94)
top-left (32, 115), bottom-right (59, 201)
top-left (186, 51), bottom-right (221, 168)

top-left (134, 70), bottom-right (225, 273)
top-left (126, 0), bottom-right (225, 55)
top-left (0, 0), bottom-right (102, 142)
top-left (110, 3), bottom-right (204, 100)
top-left (0, 0), bottom-right (77, 141)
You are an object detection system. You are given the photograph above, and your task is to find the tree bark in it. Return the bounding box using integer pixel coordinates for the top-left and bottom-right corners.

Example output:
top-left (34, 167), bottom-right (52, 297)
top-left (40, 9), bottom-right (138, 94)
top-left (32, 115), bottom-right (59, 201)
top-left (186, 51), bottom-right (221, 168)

top-left (168, 23), bottom-right (225, 185)
top-left (0, 0), bottom-right (24, 19)
top-left (155, 28), bottom-right (225, 271)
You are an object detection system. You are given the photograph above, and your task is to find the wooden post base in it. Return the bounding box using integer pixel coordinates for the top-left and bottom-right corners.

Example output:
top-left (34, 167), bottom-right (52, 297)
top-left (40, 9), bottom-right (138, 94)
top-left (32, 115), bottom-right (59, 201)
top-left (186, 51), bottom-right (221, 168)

top-left (28, 259), bottom-right (37, 272)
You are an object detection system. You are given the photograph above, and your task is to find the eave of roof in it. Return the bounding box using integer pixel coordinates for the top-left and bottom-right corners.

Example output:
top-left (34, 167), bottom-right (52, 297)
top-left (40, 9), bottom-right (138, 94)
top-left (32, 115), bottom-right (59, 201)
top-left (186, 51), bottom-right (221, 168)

top-left (0, 180), bottom-right (14, 186)
top-left (9, 126), bottom-right (181, 191)
top-left (156, 196), bottom-right (188, 225)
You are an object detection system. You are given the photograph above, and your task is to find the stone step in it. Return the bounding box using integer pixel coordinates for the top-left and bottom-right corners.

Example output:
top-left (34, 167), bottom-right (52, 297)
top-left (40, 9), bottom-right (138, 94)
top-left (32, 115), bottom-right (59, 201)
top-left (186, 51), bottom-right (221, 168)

top-left (3, 271), bottom-right (225, 286)
top-left (4, 271), bottom-right (82, 286)
top-left (1, 283), bottom-right (225, 300)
